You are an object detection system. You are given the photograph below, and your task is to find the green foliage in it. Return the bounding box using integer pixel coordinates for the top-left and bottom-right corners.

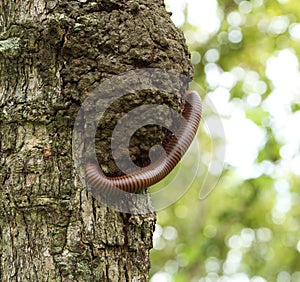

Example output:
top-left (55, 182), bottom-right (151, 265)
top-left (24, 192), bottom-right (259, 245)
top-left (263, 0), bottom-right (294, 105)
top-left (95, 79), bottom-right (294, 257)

top-left (151, 0), bottom-right (300, 281)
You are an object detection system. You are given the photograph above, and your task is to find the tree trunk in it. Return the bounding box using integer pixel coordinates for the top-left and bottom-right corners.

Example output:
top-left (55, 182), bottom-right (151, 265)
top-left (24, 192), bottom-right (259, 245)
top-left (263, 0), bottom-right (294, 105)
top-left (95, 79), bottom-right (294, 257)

top-left (0, 1), bottom-right (192, 281)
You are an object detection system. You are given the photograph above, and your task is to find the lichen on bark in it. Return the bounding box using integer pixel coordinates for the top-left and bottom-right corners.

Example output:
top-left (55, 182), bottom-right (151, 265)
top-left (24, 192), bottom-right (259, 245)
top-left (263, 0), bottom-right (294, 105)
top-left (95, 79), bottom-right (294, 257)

top-left (0, 0), bottom-right (192, 281)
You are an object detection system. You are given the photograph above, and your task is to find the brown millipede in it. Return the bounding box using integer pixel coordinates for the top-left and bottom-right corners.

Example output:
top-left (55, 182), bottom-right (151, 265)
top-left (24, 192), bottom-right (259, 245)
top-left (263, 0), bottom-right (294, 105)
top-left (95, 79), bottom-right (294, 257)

top-left (85, 90), bottom-right (202, 193)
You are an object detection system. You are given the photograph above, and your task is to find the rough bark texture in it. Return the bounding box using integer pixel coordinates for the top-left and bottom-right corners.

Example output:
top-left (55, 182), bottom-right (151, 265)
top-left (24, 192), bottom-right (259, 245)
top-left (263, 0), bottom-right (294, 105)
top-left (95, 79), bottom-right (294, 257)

top-left (0, 0), bottom-right (192, 281)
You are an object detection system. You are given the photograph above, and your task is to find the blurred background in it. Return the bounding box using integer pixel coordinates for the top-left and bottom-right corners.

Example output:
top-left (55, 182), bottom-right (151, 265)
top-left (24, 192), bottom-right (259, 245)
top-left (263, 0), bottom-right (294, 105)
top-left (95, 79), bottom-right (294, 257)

top-left (150, 0), bottom-right (300, 281)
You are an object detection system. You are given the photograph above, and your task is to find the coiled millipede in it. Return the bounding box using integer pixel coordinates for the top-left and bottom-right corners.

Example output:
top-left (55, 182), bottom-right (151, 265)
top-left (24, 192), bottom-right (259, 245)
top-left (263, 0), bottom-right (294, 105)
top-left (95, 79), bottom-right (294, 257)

top-left (85, 90), bottom-right (202, 194)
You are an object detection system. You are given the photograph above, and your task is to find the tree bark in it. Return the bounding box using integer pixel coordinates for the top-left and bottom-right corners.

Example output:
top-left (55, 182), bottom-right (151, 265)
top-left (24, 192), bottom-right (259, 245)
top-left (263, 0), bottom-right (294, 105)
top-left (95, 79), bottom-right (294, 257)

top-left (0, 0), bottom-right (192, 281)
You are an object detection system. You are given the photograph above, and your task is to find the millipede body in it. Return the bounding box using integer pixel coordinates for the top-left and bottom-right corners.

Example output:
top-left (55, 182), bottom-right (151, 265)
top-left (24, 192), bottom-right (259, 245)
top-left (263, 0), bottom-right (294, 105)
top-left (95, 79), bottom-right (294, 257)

top-left (85, 90), bottom-right (202, 193)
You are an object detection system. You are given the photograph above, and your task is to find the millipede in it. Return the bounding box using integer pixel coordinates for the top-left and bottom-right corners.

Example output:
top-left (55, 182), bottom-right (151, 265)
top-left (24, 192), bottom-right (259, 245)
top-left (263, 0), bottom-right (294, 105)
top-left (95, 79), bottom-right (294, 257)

top-left (85, 90), bottom-right (202, 194)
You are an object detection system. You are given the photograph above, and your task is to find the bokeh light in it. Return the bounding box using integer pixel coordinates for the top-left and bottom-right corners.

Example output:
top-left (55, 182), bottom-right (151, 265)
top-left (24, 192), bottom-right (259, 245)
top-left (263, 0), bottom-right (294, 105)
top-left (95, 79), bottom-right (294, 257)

top-left (151, 0), bottom-right (300, 281)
